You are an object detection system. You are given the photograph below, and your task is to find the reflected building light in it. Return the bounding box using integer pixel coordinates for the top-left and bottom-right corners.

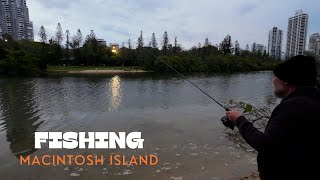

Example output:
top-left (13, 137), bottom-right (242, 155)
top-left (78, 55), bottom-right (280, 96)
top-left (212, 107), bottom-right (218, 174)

top-left (108, 76), bottom-right (122, 111)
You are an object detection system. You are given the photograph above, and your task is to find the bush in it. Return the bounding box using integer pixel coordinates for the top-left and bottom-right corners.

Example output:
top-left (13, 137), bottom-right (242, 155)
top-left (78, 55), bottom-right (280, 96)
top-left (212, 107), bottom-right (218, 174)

top-left (0, 49), bottom-right (40, 75)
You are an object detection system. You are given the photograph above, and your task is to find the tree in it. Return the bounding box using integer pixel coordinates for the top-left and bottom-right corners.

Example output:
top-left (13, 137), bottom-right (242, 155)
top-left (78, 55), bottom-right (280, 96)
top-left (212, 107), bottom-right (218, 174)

top-left (48, 37), bottom-right (54, 45)
top-left (38, 26), bottom-right (48, 71)
top-left (173, 37), bottom-right (180, 53)
top-left (151, 33), bottom-right (157, 49)
top-left (1, 26), bottom-right (282, 75)
top-left (198, 42), bottom-right (202, 49)
top-left (55, 23), bottom-right (63, 46)
top-left (137, 30), bottom-right (144, 48)
top-left (84, 30), bottom-right (99, 66)
top-left (69, 29), bottom-right (83, 63)
top-left (123, 38), bottom-right (135, 66)
top-left (0, 45), bottom-right (6, 59)
top-left (76, 29), bottom-right (83, 48)
top-left (246, 44), bottom-right (250, 51)
top-left (65, 30), bottom-right (70, 61)
top-left (204, 38), bottom-right (209, 47)
top-left (234, 40), bottom-right (240, 55)
top-left (257, 46), bottom-right (264, 56)
top-left (252, 42), bottom-right (257, 53)
top-left (162, 31), bottom-right (169, 54)
top-left (84, 30), bottom-right (98, 44)
top-left (219, 35), bottom-right (233, 54)
top-left (1, 33), bottom-right (13, 42)
top-left (168, 44), bottom-right (173, 53)
top-left (174, 37), bottom-right (178, 48)
top-left (127, 38), bottom-right (132, 49)
top-left (87, 30), bottom-right (97, 41)
top-left (66, 30), bottom-right (70, 48)
top-left (198, 42), bottom-right (202, 56)
top-left (71, 33), bottom-right (79, 49)
top-left (38, 26), bottom-right (47, 44)
top-left (263, 50), bottom-right (267, 60)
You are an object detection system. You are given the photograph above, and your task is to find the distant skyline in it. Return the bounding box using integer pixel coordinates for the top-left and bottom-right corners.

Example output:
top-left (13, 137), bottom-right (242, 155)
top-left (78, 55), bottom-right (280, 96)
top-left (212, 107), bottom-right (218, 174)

top-left (28, 0), bottom-right (320, 49)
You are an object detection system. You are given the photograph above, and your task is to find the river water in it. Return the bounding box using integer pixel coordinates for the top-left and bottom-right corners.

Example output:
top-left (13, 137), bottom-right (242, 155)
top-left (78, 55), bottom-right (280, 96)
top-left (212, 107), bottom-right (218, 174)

top-left (0, 71), bottom-right (279, 180)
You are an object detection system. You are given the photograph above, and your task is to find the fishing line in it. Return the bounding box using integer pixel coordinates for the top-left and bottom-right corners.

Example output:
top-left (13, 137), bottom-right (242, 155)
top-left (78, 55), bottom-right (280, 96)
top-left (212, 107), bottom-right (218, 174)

top-left (141, 48), bottom-right (270, 118)
top-left (141, 48), bottom-right (228, 111)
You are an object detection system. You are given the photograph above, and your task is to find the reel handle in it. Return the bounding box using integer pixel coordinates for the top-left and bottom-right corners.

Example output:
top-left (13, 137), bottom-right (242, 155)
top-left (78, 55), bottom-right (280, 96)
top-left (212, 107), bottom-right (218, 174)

top-left (221, 116), bottom-right (235, 130)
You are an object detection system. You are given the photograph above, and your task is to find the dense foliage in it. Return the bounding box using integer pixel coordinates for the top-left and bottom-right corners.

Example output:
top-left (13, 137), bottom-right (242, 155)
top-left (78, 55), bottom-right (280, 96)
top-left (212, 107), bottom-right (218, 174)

top-left (0, 23), bottom-right (282, 75)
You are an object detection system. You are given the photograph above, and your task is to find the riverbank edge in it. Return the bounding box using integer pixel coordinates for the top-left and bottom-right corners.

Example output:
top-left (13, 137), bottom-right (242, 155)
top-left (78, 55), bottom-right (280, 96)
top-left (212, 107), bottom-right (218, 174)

top-left (47, 66), bottom-right (153, 74)
top-left (64, 69), bottom-right (152, 74)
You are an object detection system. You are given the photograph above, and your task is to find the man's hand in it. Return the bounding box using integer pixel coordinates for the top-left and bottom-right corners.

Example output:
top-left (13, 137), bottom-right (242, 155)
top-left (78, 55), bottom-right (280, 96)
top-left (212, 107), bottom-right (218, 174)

top-left (226, 111), bottom-right (243, 123)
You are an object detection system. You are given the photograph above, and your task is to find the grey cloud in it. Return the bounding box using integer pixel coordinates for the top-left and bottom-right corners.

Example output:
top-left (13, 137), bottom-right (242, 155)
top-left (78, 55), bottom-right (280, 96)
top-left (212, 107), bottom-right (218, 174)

top-left (237, 3), bottom-right (259, 15)
top-left (102, 25), bottom-right (132, 37)
top-left (40, 0), bottom-right (74, 9)
top-left (28, 0), bottom-right (320, 49)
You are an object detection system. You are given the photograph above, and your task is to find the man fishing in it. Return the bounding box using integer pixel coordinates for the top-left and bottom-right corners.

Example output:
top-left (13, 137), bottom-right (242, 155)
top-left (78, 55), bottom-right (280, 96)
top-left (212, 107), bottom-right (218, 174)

top-left (226, 55), bottom-right (320, 180)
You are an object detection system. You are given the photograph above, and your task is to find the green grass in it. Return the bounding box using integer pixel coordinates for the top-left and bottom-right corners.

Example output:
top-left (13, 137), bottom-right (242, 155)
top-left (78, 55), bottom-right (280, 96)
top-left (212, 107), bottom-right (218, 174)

top-left (47, 66), bottom-right (144, 72)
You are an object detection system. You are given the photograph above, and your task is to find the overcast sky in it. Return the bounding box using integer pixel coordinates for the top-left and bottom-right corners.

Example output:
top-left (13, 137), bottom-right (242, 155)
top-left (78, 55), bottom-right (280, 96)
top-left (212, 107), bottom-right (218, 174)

top-left (28, 0), bottom-right (320, 49)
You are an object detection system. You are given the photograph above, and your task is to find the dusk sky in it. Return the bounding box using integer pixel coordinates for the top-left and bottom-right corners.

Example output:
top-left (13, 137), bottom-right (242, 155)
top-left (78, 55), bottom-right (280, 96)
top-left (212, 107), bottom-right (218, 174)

top-left (29, 0), bottom-right (320, 49)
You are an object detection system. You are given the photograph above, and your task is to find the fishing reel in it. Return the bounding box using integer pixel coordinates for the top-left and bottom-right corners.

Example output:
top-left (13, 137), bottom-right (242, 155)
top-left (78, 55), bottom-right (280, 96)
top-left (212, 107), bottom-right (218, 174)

top-left (221, 116), bottom-right (235, 130)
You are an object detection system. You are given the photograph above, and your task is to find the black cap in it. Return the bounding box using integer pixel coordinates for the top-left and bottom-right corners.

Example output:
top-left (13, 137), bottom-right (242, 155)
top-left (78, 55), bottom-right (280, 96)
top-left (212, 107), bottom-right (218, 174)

top-left (273, 55), bottom-right (318, 86)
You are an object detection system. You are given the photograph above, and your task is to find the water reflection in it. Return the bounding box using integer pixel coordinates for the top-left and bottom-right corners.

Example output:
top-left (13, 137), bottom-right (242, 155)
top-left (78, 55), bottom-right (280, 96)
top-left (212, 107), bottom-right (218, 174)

top-left (0, 79), bottom-right (43, 158)
top-left (108, 76), bottom-right (122, 111)
top-left (0, 72), bottom-right (277, 161)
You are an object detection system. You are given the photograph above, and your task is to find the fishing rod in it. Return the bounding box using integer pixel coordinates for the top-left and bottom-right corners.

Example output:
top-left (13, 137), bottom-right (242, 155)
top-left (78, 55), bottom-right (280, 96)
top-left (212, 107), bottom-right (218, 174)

top-left (141, 48), bottom-right (270, 130)
top-left (143, 49), bottom-right (228, 111)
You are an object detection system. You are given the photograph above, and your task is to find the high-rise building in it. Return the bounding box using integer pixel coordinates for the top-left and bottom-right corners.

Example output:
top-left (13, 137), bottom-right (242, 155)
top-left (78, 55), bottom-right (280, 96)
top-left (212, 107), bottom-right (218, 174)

top-left (309, 33), bottom-right (320, 57)
top-left (285, 10), bottom-right (308, 58)
top-left (268, 27), bottom-right (283, 59)
top-left (252, 43), bottom-right (266, 54)
top-left (0, 0), bottom-right (34, 41)
top-left (97, 39), bottom-right (107, 46)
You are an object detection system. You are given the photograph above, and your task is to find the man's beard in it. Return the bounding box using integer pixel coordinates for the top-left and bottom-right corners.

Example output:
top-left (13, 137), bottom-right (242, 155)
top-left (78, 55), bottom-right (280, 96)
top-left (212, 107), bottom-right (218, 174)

top-left (274, 85), bottom-right (287, 98)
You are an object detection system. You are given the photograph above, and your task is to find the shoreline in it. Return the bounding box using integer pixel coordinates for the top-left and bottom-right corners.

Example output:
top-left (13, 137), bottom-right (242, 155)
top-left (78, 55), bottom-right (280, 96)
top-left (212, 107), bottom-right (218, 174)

top-left (66, 69), bottom-right (151, 74)
top-left (46, 66), bottom-right (152, 74)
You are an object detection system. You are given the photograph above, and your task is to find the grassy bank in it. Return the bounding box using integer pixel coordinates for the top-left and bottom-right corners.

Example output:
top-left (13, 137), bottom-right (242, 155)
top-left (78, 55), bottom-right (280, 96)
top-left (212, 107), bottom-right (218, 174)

top-left (47, 66), bottom-right (146, 72)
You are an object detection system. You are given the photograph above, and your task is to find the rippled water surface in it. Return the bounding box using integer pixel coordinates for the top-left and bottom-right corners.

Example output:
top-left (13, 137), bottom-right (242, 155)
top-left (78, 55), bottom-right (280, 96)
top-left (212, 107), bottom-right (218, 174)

top-left (0, 72), bottom-right (278, 179)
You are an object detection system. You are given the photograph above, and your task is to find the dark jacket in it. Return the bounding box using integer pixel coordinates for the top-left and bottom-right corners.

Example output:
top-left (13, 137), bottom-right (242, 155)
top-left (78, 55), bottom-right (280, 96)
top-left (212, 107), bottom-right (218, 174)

top-left (236, 86), bottom-right (320, 180)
